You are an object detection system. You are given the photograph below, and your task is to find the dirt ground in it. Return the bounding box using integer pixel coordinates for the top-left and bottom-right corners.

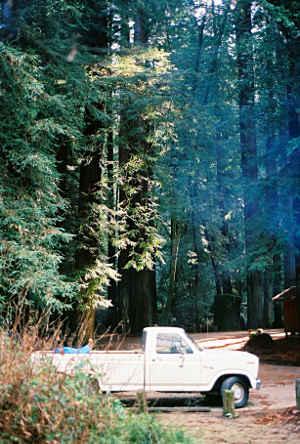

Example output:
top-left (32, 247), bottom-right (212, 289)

top-left (156, 362), bottom-right (300, 444)
top-left (105, 329), bottom-right (300, 444)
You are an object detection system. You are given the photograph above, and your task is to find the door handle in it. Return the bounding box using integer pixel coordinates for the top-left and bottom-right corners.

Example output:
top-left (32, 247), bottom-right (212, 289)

top-left (179, 356), bottom-right (185, 367)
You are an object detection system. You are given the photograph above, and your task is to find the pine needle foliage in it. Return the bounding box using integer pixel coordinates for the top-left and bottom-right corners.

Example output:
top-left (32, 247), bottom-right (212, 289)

top-left (0, 42), bottom-right (83, 317)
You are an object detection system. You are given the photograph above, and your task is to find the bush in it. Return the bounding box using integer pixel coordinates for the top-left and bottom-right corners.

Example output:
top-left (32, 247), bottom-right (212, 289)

top-left (0, 329), bottom-right (192, 443)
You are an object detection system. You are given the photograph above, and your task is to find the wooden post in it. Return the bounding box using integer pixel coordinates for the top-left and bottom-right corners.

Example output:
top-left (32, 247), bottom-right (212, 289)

top-left (223, 390), bottom-right (235, 417)
top-left (136, 389), bottom-right (148, 413)
top-left (296, 379), bottom-right (300, 410)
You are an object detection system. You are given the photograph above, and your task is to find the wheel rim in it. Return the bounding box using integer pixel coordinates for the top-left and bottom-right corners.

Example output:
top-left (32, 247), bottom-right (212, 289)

top-left (231, 383), bottom-right (244, 403)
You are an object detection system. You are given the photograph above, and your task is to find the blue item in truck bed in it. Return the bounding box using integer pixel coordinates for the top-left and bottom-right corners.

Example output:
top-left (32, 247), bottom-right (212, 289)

top-left (54, 343), bottom-right (92, 354)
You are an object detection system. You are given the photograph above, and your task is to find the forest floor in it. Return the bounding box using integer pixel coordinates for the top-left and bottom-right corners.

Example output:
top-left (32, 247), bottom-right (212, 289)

top-left (104, 329), bottom-right (300, 443)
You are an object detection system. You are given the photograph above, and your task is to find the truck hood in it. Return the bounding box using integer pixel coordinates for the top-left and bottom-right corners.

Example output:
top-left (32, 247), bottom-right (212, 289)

top-left (201, 348), bottom-right (259, 364)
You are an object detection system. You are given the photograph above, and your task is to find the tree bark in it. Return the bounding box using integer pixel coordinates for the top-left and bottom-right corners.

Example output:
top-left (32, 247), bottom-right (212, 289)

top-left (117, 183), bottom-right (157, 334)
top-left (107, 99), bottom-right (117, 326)
top-left (278, 86), bottom-right (296, 290)
top-left (263, 276), bottom-right (274, 328)
top-left (70, 1), bottom-right (110, 339)
top-left (116, 3), bottom-right (157, 334)
top-left (263, 111), bottom-right (278, 327)
top-left (216, 138), bottom-right (233, 295)
top-left (117, 188), bottom-right (156, 335)
top-left (236, 0), bottom-right (263, 328)
top-left (160, 219), bottom-right (182, 325)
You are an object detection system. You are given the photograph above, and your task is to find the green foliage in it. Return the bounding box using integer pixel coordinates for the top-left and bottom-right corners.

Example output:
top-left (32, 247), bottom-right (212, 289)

top-left (20, 0), bottom-right (85, 59)
top-left (111, 48), bottom-right (172, 272)
top-left (0, 329), bottom-right (192, 443)
top-left (1, 0), bottom-right (300, 331)
top-left (0, 42), bottom-right (84, 314)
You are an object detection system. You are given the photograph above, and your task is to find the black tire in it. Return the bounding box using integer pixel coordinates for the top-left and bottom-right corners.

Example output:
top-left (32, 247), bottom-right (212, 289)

top-left (221, 376), bottom-right (249, 408)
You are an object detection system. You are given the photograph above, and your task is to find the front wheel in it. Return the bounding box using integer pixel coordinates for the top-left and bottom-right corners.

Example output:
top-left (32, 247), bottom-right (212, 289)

top-left (221, 376), bottom-right (249, 408)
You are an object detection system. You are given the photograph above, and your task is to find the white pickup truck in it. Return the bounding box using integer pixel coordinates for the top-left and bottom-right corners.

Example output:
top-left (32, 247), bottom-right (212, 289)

top-left (34, 326), bottom-right (261, 408)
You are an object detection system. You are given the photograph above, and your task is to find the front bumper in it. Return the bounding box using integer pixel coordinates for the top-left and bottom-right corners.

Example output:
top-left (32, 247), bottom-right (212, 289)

top-left (256, 378), bottom-right (261, 390)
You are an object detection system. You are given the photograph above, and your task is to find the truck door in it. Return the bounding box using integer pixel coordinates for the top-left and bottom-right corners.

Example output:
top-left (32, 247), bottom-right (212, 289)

top-left (148, 332), bottom-right (201, 391)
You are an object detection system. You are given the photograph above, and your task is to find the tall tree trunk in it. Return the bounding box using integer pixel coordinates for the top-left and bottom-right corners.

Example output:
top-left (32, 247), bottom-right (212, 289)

top-left (117, 142), bottom-right (156, 333)
top-left (117, 3), bottom-right (157, 334)
top-left (286, 72), bottom-right (300, 291)
top-left (75, 129), bottom-right (102, 340)
top-left (192, 223), bottom-right (203, 332)
top-left (107, 100), bottom-right (117, 326)
top-left (216, 138), bottom-right (233, 295)
top-left (205, 228), bottom-right (222, 296)
top-left (262, 68), bottom-right (280, 327)
top-left (273, 257), bottom-right (283, 328)
top-left (263, 276), bottom-right (274, 328)
top-left (71, 1), bottom-right (109, 341)
top-left (263, 131), bottom-right (277, 327)
top-left (279, 85), bottom-right (297, 290)
top-left (160, 219), bottom-right (182, 325)
top-left (236, 0), bottom-right (263, 328)
top-left (203, 0), bottom-right (231, 105)
top-left (118, 111), bottom-right (157, 334)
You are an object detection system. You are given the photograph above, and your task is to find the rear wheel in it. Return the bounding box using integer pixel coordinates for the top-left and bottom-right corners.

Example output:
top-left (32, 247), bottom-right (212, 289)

top-left (221, 376), bottom-right (249, 408)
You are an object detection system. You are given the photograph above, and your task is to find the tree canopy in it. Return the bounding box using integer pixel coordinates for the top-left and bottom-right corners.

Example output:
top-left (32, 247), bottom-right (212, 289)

top-left (1, 0), bottom-right (300, 336)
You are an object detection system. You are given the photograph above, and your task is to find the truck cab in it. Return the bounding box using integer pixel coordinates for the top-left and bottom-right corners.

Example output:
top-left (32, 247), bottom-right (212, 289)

top-left (141, 327), bottom-right (260, 408)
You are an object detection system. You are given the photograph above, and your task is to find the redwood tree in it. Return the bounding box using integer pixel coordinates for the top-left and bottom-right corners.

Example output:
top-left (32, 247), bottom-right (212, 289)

top-left (117, 2), bottom-right (158, 334)
top-left (236, 0), bottom-right (263, 328)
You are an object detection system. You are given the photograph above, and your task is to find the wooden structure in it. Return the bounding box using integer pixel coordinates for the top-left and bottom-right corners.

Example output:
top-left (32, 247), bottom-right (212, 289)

top-left (272, 286), bottom-right (300, 335)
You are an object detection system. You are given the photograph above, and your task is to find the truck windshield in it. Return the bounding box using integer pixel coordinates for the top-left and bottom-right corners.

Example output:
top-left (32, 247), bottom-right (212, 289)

top-left (186, 334), bottom-right (203, 352)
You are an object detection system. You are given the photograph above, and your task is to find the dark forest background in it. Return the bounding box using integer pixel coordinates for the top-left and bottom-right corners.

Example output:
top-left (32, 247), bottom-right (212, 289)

top-left (1, 0), bottom-right (300, 340)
